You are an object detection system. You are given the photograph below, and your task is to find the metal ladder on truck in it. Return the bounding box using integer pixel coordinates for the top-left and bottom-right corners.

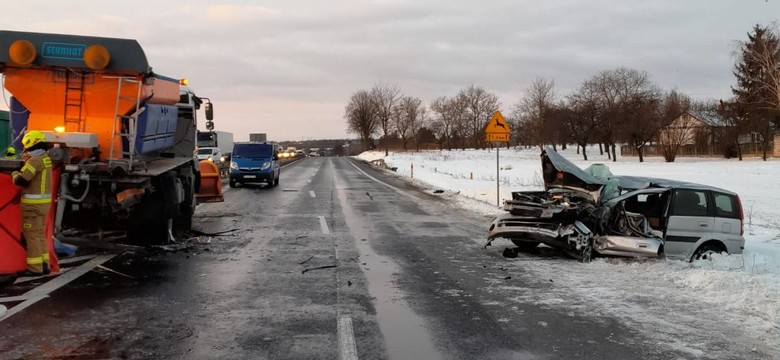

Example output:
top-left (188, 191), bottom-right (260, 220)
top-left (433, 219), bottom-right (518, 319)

top-left (63, 70), bottom-right (87, 132)
top-left (108, 77), bottom-right (145, 172)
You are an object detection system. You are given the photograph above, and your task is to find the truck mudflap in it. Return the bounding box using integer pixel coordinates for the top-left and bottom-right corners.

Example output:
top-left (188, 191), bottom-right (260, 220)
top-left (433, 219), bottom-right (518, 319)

top-left (196, 160), bottom-right (224, 204)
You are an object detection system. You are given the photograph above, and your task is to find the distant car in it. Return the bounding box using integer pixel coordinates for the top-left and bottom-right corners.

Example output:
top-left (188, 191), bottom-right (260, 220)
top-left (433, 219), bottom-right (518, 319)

top-left (198, 147), bottom-right (229, 175)
top-left (486, 148), bottom-right (746, 262)
top-left (229, 142), bottom-right (280, 188)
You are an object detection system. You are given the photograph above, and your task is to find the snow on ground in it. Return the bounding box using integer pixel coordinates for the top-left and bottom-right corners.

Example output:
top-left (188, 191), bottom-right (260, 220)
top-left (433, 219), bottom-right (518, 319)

top-left (355, 146), bottom-right (780, 357)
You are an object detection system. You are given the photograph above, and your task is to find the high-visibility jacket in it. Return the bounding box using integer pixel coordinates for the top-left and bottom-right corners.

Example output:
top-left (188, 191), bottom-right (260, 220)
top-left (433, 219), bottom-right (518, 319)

top-left (11, 150), bottom-right (53, 204)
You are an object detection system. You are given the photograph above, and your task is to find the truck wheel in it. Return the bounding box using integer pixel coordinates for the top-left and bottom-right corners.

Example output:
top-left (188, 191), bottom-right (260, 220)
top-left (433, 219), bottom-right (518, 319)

top-left (174, 174), bottom-right (195, 232)
top-left (273, 176), bottom-right (279, 187)
top-left (127, 195), bottom-right (169, 245)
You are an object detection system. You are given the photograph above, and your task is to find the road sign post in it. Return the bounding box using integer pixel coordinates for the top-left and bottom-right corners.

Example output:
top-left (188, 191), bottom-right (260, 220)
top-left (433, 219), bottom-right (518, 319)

top-left (484, 111), bottom-right (511, 207)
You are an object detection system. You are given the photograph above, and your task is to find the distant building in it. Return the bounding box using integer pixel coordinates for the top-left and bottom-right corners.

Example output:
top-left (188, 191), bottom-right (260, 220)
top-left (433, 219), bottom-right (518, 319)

top-left (658, 110), bottom-right (728, 151)
top-left (623, 110), bottom-right (770, 157)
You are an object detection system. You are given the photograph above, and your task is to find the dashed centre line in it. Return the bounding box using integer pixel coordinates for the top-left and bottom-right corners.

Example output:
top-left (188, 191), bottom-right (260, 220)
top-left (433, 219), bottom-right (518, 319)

top-left (319, 216), bottom-right (330, 234)
top-left (310, 190), bottom-right (316, 198)
top-left (338, 316), bottom-right (359, 360)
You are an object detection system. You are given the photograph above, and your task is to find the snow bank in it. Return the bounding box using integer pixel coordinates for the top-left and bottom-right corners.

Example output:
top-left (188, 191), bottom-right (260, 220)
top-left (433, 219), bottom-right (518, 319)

top-left (356, 146), bottom-right (780, 353)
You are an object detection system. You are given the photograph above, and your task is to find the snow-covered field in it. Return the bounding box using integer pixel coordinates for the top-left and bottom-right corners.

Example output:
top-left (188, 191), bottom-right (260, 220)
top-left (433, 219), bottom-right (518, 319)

top-left (356, 146), bottom-right (780, 357)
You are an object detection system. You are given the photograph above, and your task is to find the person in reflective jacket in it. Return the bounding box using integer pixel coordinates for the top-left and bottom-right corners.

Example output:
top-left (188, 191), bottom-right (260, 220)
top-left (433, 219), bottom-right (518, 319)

top-left (11, 131), bottom-right (53, 276)
top-left (4, 146), bottom-right (16, 159)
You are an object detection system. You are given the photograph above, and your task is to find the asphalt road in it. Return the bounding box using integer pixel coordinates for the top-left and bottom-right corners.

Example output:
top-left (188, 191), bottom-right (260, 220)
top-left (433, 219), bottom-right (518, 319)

top-left (0, 157), bottom-right (694, 359)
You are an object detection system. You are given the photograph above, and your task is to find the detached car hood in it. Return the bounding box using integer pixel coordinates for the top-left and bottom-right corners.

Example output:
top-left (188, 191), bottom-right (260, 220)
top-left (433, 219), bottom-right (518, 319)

top-left (542, 147), bottom-right (605, 203)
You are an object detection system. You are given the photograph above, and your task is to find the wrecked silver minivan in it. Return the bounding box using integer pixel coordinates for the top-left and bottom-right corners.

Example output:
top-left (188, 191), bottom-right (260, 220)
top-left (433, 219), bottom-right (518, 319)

top-left (486, 148), bottom-right (746, 262)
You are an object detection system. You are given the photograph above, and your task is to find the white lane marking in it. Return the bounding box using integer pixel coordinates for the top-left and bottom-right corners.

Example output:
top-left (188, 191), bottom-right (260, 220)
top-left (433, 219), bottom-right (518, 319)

top-left (338, 316), bottom-right (359, 360)
top-left (0, 295), bottom-right (36, 303)
top-left (310, 190), bottom-right (316, 198)
top-left (0, 254), bottom-right (115, 322)
top-left (319, 216), bottom-right (330, 234)
top-left (347, 161), bottom-right (401, 192)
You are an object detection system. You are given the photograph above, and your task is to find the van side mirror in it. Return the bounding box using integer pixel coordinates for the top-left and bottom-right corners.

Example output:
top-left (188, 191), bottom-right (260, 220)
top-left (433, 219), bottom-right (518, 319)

top-left (205, 103), bottom-right (214, 120)
top-left (273, 153), bottom-right (279, 160)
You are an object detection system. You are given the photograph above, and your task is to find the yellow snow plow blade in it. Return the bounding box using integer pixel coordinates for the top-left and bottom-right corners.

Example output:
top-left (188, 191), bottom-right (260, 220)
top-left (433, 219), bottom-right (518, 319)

top-left (196, 160), bottom-right (224, 203)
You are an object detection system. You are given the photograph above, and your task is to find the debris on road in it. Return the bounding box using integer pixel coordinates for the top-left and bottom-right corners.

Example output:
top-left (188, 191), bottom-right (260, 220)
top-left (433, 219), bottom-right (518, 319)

top-left (94, 265), bottom-right (135, 280)
top-left (301, 265), bottom-right (337, 274)
top-left (190, 228), bottom-right (239, 237)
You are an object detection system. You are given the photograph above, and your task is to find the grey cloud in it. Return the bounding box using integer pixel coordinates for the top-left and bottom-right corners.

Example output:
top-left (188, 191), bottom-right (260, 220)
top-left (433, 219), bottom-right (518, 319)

top-left (3, 0), bottom-right (780, 140)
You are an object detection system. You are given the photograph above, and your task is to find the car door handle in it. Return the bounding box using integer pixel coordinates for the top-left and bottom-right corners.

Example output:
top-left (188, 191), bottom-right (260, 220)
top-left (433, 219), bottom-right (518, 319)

top-left (699, 223), bottom-right (709, 227)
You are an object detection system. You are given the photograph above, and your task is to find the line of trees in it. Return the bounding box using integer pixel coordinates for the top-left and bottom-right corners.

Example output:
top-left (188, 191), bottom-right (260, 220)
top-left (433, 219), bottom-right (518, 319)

top-left (345, 23), bottom-right (780, 162)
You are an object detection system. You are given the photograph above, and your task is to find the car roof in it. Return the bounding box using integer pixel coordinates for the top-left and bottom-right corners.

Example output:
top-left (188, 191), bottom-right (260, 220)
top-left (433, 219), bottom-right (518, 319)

top-left (612, 175), bottom-right (737, 195)
top-left (234, 141), bottom-right (273, 146)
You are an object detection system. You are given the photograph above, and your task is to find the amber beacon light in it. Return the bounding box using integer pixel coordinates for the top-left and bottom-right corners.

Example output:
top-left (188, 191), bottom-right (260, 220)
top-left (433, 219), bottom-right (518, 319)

top-left (84, 44), bottom-right (110, 70)
top-left (8, 40), bottom-right (37, 65)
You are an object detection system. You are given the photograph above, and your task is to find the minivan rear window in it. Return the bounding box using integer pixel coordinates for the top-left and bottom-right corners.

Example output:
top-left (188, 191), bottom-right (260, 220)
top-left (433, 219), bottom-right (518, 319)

top-left (713, 192), bottom-right (739, 219)
top-left (233, 143), bottom-right (273, 158)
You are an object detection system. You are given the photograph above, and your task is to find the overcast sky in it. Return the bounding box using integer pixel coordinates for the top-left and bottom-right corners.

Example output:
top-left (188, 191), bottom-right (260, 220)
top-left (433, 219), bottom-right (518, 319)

top-left (2, 1), bottom-right (779, 141)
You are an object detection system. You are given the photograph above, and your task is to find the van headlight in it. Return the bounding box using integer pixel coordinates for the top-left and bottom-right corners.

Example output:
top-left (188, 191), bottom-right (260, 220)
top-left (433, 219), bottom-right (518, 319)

top-left (261, 162), bottom-right (271, 170)
top-left (230, 161), bottom-right (238, 170)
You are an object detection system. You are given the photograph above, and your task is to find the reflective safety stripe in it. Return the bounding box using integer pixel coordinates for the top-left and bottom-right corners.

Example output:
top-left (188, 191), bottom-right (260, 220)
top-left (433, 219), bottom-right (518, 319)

top-left (21, 163), bottom-right (36, 175)
top-left (27, 256), bottom-right (44, 265)
top-left (22, 194), bottom-right (51, 199)
top-left (21, 197), bottom-right (52, 204)
top-left (42, 253), bottom-right (50, 261)
top-left (40, 158), bottom-right (51, 195)
top-left (23, 223), bottom-right (32, 229)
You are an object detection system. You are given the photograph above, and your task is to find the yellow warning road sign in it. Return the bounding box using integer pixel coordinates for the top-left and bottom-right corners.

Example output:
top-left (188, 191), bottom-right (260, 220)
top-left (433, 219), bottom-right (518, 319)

top-left (485, 111), bottom-right (510, 142)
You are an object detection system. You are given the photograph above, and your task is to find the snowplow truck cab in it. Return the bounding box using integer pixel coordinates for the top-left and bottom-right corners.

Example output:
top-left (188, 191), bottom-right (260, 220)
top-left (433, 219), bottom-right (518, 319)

top-left (0, 30), bottom-right (223, 244)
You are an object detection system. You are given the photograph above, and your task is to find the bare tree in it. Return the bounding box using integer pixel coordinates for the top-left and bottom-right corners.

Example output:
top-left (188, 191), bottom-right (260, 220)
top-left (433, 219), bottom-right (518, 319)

top-left (449, 93), bottom-right (470, 150)
top-left (565, 82), bottom-right (601, 160)
top-left (345, 90), bottom-right (377, 151)
top-left (581, 68), bottom-right (660, 162)
top-left (370, 82), bottom-right (401, 156)
top-left (657, 91), bottom-right (694, 162)
top-left (621, 85), bottom-right (665, 162)
top-left (430, 96), bottom-right (456, 150)
top-left (411, 105), bottom-right (428, 151)
top-left (394, 95), bottom-right (424, 151)
top-left (511, 77), bottom-right (558, 149)
top-left (460, 85), bottom-right (500, 149)
top-left (590, 69), bottom-right (628, 161)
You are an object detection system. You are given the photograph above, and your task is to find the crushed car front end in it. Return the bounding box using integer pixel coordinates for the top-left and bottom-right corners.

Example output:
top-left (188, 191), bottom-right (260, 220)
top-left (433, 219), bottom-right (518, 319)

top-left (486, 147), bottom-right (667, 261)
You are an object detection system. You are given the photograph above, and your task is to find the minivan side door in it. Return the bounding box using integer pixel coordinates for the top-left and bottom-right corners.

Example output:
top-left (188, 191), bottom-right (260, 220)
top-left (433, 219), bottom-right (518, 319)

top-left (664, 189), bottom-right (713, 259)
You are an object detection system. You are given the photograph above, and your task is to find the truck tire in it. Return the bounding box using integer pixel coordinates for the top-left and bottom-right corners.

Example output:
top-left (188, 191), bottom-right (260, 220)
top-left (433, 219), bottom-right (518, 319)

top-left (174, 173), bottom-right (195, 232)
top-left (127, 191), bottom-right (169, 245)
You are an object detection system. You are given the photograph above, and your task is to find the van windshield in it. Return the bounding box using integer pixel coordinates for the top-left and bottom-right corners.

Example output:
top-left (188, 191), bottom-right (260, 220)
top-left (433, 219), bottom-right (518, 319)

top-left (233, 143), bottom-right (273, 158)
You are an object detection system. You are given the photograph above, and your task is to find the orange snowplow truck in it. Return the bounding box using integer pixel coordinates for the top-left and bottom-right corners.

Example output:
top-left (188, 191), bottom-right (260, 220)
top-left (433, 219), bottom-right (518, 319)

top-left (0, 30), bottom-right (223, 244)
